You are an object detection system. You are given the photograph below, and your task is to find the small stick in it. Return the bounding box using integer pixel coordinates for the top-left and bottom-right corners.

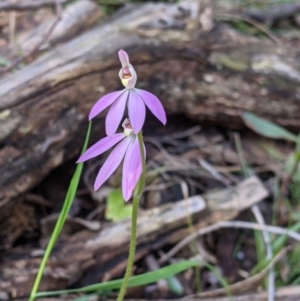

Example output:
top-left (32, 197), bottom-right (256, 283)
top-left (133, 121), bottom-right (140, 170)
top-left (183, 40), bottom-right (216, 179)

top-left (159, 220), bottom-right (300, 264)
top-left (216, 12), bottom-right (281, 45)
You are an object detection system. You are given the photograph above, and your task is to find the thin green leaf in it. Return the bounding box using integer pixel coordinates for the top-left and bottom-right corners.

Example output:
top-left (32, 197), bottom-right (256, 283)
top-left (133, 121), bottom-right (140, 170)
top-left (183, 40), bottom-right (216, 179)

top-left (253, 228), bottom-right (266, 287)
top-left (204, 262), bottom-right (232, 299)
top-left (36, 260), bottom-right (203, 298)
top-left (273, 221), bottom-right (300, 253)
top-left (254, 228), bottom-right (266, 263)
top-left (30, 122), bottom-right (92, 301)
top-left (262, 143), bottom-right (285, 161)
top-left (242, 112), bottom-right (297, 142)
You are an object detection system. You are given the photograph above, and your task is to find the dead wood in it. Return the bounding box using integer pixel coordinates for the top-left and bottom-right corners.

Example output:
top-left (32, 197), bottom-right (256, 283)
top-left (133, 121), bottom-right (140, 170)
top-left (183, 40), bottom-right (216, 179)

top-left (0, 0), bottom-right (299, 217)
top-left (0, 177), bottom-right (268, 298)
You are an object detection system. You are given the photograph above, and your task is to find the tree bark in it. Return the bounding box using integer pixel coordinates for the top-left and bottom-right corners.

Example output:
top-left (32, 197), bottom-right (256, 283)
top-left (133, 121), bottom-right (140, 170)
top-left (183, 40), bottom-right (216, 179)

top-left (0, 0), bottom-right (299, 216)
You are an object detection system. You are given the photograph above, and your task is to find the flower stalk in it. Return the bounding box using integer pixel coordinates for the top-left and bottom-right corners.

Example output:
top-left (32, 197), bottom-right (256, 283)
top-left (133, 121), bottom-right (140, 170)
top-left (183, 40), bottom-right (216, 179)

top-left (117, 131), bottom-right (146, 301)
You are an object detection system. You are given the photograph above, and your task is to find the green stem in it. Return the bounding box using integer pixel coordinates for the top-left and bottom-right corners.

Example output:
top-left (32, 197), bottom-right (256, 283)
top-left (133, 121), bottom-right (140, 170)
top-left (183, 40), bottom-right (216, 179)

top-left (117, 132), bottom-right (146, 301)
top-left (116, 192), bottom-right (139, 301)
top-left (136, 132), bottom-right (146, 198)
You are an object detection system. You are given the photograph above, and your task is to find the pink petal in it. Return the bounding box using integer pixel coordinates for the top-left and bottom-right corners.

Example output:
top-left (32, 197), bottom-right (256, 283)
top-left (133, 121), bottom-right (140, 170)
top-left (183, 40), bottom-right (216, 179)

top-left (77, 133), bottom-right (125, 162)
top-left (135, 89), bottom-right (167, 125)
top-left (128, 90), bottom-right (146, 133)
top-left (105, 90), bottom-right (129, 136)
top-left (94, 137), bottom-right (131, 191)
top-left (122, 136), bottom-right (143, 201)
top-left (89, 90), bottom-right (125, 121)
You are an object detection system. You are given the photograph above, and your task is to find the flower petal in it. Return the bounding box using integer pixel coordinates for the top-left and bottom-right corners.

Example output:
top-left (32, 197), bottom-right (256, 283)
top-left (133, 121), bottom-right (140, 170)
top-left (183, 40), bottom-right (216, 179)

top-left (135, 89), bottom-right (167, 125)
top-left (105, 90), bottom-right (129, 136)
top-left (122, 136), bottom-right (143, 201)
top-left (77, 133), bottom-right (125, 162)
top-left (128, 90), bottom-right (146, 133)
top-left (94, 137), bottom-right (131, 191)
top-left (89, 90), bottom-right (125, 120)
top-left (118, 49), bottom-right (130, 68)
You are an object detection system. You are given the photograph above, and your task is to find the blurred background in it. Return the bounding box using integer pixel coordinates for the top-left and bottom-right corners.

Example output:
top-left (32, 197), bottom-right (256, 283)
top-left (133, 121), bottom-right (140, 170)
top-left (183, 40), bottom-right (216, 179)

top-left (0, 0), bottom-right (300, 300)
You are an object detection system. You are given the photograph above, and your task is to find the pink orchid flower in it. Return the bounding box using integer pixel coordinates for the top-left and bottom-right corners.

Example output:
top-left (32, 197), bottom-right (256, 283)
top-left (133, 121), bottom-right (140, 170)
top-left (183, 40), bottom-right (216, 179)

top-left (89, 49), bottom-right (166, 136)
top-left (77, 119), bottom-right (144, 201)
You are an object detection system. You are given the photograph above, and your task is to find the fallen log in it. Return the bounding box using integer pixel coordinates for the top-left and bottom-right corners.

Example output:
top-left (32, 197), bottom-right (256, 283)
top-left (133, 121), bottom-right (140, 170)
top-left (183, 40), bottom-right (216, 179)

top-left (0, 177), bottom-right (268, 298)
top-left (0, 0), bottom-right (299, 217)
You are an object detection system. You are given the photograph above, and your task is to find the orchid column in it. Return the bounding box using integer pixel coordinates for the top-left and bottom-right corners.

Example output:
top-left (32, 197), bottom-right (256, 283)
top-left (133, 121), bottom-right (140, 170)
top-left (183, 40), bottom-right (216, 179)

top-left (78, 50), bottom-right (166, 301)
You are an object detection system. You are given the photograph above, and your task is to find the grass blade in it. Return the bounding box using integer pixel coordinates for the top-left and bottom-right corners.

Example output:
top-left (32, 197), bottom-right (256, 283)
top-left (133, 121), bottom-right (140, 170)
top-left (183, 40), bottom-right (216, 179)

top-left (242, 112), bottom-right (297, 142)
top-left (36, 260), bottom-right (204, 298)
top-left (29, 122), bottom-right (92, 301)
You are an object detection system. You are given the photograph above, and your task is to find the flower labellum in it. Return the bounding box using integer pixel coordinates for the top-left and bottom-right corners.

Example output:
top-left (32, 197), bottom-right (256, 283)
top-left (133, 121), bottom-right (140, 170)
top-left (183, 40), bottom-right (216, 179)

top-left (77, 119), bottom-right (143, 201)
top-left (118, 50), bottom-right (137, 89)
top-left (89, 49), bottom-right (167, 136)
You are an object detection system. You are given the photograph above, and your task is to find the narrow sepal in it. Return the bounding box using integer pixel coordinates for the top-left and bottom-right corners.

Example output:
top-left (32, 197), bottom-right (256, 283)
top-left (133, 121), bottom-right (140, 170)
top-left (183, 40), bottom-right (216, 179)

top-left (122, 136), bottom-right (142, 201)
top-left (77, 133), bottom-right (125, 162)
top-left (135, 89), bottom-right (167, 125)
top-left (128, 90), bottom-right (146, 134)
top-left (89, 90), bottom-right (125, 120)
top-left (105, 90), bottom-right (129, 136)
top-left (94, 137), bottom-right (131, 190)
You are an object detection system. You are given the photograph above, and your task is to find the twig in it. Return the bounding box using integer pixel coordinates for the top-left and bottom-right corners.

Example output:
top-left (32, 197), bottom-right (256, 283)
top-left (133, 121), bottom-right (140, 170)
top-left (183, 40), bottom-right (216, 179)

top-left (160, 125), bottom-right (202, 140)
top-left (24, 193), bottom-right (53, 208)
top-left (144, 137), bottom-right (184, 168)
top-left (8, 11), bottom-right (16, 46)
top-left (251, 205), bottom-right (275, 301)
top-left (0, 0), bottom-right (63, 74)
top-left (0, 0), bottom-right (66, 11)
top-left (159, 220), bottom-right (300, 264)
top-left (198, 158), bottom-right (231, 186)
top-left (216, 12), bottom-right (281, 45)
top-left (144, 181), bottom-right (178, 192)
top-left (180, 180), bottom-right (202, 292)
